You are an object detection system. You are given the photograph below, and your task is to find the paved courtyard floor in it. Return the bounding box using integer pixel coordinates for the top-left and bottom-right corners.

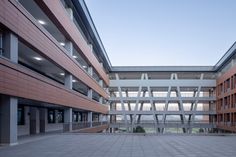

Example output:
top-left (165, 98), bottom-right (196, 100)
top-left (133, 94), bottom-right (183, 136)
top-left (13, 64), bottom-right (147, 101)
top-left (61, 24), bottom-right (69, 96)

top-left (0, 134), bottom-right (236, 157)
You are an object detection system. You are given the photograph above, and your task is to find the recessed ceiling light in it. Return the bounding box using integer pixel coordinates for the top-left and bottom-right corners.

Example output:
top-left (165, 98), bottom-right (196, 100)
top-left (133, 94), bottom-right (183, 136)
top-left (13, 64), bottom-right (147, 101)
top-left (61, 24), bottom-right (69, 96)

top-left (73, 55), bottom-right (78, 59)
top-left (60, 42), bottom-right (65, 46)
top-left (60, 73), bottom-right (65, 76)
top-left (82, 65), bottom-right (87, 68)
top-left (38, 20), bottom-right (46, 25)
top-left (72, 79), bottom-right (77, 83)
top-left (33, 57), bottom-right (42, 61)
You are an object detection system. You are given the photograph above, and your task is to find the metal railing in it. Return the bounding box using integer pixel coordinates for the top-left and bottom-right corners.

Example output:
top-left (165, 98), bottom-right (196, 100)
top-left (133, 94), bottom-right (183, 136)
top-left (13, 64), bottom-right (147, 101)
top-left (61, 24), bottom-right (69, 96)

top-left (109, 120), bottom-right (216, 129)
top-left (63, 121), bottom-right (108, 132)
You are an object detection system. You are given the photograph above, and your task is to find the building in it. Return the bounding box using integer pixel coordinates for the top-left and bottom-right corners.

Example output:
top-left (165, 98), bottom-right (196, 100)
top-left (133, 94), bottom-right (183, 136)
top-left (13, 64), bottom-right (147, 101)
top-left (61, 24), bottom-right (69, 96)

top-left (0, 0), bottom-right (110, 145)
top-left (0, 0), bottom-right (236, 145)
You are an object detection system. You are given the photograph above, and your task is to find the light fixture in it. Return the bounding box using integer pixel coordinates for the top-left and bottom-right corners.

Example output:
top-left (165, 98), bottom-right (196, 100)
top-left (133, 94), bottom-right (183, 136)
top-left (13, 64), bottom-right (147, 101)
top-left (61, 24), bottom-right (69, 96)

top-left (82, 65), bottom-right (87, 68)
top-left (72, 79), bottom-right (77, 83)
top-left (60, 73), bottom-right (65, 76)
top-left (38, 20), bottom-right (46, 25)
top-left (33, 57), bottom-right (42, 61)
top-left (73, 55), bottom-right (78, 59)
top-left (60, 42), bottom-right (65, 46)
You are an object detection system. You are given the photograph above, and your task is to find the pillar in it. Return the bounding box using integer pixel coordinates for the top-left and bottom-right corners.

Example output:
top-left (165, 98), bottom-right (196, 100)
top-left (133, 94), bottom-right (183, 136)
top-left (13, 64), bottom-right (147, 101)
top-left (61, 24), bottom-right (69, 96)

top-left (66, 8), bottom-right (73, 20)
top-left (0, 95), bottom-right (18, 145)
top-left (3, 32), bottom-right (18, 63)
top-left (88, 66), bottom-right (93, 76)
top-left (99, 97), bottom-right (103, 104)
top-left (99, 114), bottom-right (103, 123)
top-left (64, 108), bottom-right (73, 132)
top-left (65, 72), bottom-right (72, 90)
top-left (64, 40), bottom-right (73, 89)
top-left (99, 79), bottom-right (103, 87)
top-left (88, 89), bottom-right (93, 99)
top-left (0, 32), bottom-right (18, 145)
top-left (88, 112), bottom-right (93, 127)
top-left (65, 41), bottom-right (73, 56)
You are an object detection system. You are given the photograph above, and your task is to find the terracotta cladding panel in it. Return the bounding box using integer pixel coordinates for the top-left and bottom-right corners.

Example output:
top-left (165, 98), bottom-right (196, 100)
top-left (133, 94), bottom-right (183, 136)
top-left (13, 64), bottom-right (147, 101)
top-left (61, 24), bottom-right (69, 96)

top-left (0, 0), bottom-right (108, 99)
top-left (217, 65), bottom-right (236, 85)
top-left (36, 0), bottom-right (109, 86)
top-left (0, 58), bottom-right (108, 114)
top-left (216, 64), bottom-right (236, 132)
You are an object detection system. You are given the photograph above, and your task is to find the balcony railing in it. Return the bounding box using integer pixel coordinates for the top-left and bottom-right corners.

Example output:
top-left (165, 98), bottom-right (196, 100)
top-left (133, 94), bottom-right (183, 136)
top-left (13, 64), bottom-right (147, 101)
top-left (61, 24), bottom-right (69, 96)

top-left (63, 121), bottom-right (108, 132)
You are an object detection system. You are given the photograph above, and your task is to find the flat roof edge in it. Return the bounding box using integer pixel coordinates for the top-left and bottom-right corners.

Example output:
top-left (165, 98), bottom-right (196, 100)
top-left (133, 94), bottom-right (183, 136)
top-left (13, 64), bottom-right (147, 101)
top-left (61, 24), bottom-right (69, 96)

top-left (77, 0), bottom-right (112, 71)
top-left (111, 66), bottom-right (215, 72)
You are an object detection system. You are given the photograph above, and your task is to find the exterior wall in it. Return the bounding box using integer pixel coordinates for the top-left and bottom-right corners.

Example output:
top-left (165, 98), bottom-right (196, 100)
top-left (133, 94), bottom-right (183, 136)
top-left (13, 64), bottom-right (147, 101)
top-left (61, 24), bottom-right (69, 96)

top-left (34, 0), bottom-right (109, 86)
top-left (0, 58), bottom-right (108, 114)
top-left (216, 64), bottom-right (236, 132)
top-left (0, 0), bottom-right (109, 144)
top-left (0, 0), bottom-right (108, 99)
top-left (17, 106), bottom-right (64, 136)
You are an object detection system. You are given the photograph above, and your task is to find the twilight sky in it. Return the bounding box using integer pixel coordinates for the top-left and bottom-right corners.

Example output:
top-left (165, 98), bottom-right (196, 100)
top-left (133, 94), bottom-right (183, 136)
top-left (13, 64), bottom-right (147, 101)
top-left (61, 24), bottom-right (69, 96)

top-left (85, 0), bottom-right (236, 66)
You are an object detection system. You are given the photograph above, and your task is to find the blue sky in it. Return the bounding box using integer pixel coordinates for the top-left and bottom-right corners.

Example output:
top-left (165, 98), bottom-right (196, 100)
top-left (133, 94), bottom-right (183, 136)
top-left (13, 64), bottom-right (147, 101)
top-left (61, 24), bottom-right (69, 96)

top-left (85, 0), bottom-right (236, 66)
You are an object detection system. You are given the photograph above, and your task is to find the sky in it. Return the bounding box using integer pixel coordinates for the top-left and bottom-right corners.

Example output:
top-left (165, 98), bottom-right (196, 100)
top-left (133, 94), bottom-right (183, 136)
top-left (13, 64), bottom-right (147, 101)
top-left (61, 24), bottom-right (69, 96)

top-left (85, 0), bottom-right (236, 66)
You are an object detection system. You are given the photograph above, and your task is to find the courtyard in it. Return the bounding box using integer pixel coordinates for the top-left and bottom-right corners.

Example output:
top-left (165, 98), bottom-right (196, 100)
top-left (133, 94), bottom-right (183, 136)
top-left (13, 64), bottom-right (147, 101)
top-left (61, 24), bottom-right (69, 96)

top-left (0, 134), bottom-right (235, 157)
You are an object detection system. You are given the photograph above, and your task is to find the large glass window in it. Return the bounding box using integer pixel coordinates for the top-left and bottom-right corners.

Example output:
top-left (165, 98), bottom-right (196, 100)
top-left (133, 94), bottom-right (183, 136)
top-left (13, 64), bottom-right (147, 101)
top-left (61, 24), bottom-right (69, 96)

top-left (57, 110), bottom-right (64, 123)
top-left (17, 106), bottom-right (25, 125)
top-left (48, 109), bottom-right (55, 123)
top-left (73, 111), bottom-right (81, 122)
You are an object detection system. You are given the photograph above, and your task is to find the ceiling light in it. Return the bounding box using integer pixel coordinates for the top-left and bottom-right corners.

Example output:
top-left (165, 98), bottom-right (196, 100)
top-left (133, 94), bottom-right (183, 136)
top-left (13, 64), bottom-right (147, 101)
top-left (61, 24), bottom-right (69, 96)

top-left (60, 73), bottom-right (65, 76)
top-left (73, 55), bottom-right (78, 59)
top-left (38, 20), bottom-right (46, 25)
top-left (60, 42), bottom-right (65, 46)
top-left (72, 79), bottom-right (77, 83)
top-left (82, 65), bottom-right (87, 68)
top-left (33, 57), bottom-right (42, 61)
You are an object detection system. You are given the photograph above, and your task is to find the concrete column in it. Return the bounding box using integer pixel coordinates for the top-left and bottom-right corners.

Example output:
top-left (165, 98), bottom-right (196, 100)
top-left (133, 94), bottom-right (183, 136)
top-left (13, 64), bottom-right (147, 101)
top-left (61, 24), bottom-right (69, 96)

top-left (99, 114), bottom-right (103, 123)
top-left (65, 72), bottom-right (72, 90)
top-left (64, 41), bottom-right (73, 90)
top-left (66, 8), bottom-right (73, 20)
top-left (99, 79), bottom-right (103, 87)
top-left (89, 44), bottom-right (93, 52)
top-left (39, 108), bottom-right (47, 133)
top-left (99, 97), bottom-right (103, 104)
top-left (3, 32), bottom-right (18, 63)
top-left (29, 107), bottom-right (39, 135)
top-left (88, 89), bottom-right (93, 99)
top-left (88, 112), bottom-right (93, 127)
top-left (88, 66), bottom-right (93, 76)
top-left (64, 108), bottom-right (72, 131)
top-left (0, 95), bottom-right (18, 145)
top-left (65, 41), bottom-right (73, 56)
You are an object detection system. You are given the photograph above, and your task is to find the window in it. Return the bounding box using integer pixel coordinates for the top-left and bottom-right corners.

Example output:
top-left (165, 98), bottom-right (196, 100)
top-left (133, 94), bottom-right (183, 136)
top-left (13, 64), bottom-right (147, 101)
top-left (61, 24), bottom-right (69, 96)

top-left (92, 114), bottom-right (99, 122)
top-left (48, 109), bottom-right (55, 123)
top-left (73, 111), bottom-right (79, 122)
top-left (57, 110), bottom-right (64, 123)
top-left (81, 113), bottom-right (87, 122)
top-left (17, 106), bottom-right (25, 125)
